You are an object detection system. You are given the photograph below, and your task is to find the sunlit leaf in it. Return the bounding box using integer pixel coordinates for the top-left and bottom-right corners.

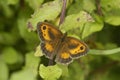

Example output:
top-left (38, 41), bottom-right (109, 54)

top-left (0, 60), bottom-right (9, 80)
top-left (1, 47), bottom-right (23, 69)
top-left (39, 64), bottom-right (62, 80)
top-left (10, 69), bottom-right (37, 80)
top-left (25, 52), bottom-right (40, 70)
top-left (28, 0), bottom-right (62, 31)
top-left (60, 11), bottom-right (103, 39)
top-left (25, 0), bottom-right (44, 10)
top-left (101, 0), bottom-right (120, 25)
top-left (34, 45), bottom-right (43, 57)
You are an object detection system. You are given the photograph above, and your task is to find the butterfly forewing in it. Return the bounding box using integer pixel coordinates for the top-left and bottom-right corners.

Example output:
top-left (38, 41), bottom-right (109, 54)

top-left (37, 22), bottom-right (63, 42)
top-left (41, 41), bottom-right (58, 59)
top-left (37, 22), bottom-right (63, 59)
top-left (66, 37), bottom-right (89, 59)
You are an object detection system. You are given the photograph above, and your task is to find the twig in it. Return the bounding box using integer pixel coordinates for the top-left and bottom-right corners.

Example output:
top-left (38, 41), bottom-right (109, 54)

top-left (59, 0), bottom-right (67, 26)
top-left (96, 0), bottom-right (103, 16)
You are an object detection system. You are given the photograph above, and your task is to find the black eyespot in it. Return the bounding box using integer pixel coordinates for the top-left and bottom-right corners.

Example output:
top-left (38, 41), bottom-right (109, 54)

top-left (80, 46), bottom-right (84, 50)
top-left (43, 25), bottom-right (46, 30)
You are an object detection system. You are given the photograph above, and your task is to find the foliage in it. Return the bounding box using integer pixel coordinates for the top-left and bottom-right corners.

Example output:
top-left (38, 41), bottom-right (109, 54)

top-left (0, 0), bottom-right (120, 80)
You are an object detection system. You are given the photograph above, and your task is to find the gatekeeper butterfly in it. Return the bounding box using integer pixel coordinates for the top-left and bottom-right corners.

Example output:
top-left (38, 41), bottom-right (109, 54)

top-left (37, 22), bottom-right (89, 65)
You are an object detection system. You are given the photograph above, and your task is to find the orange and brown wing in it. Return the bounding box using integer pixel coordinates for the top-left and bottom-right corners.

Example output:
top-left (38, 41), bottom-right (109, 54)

top-left (37, 22), bottom-right (63, 59)
top-left (41, 41), bottom-right (56, 59)
top-left (66, 37), bottom-right (89, 59)
top-left (37, 22), bottom-right (63, 42)
top-left (55, 37), bottom-right (89, 65)
top-left (55, 47), bottom-right (73, 65)
top-left (55, 41), bottom-right (73, 65)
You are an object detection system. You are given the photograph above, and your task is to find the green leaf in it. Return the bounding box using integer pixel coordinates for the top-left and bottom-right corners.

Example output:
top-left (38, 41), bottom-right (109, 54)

top-left (60, 11), bottom-right (103, 39)
top-left (88, 65), bottom-right (120, 80)
top-left (17, 16), bottom-right (38, 43)
top-left (0, 0), bottom-right (14, 17)
top-left (17, 8), bottom-right (39, 50)
top-left (108, 53), bottom-right (120, 61)
top-left (27, 0), bottom-right (62, 31)
top-left (10, 52), bottom-right (40, 80)
top-left (81, 14), bottom-right (103, 39)
top-left (25, 52), bottom-right (40, 70)
top-left (101, 0), bottom-right (120, 26)
top-left (1, 47), bottom-right (23, 70)
top-left (1, 47), bottom-right (22, 64)
top-left (67, 0), bottom-right (96, 15)
top-left (64, 61), bottom-right (89, 80)
top-left (39, 64), bottom-right (62, 80)
top-left (10, 69), bottom-right (37, 80)
top-left (57, 64), bottom-right (69, 77)
top-left (7, 0), bottom-right (19, 5)
top-left (67, 0), bottom-right (83, 15)
top-left (25, 0), bottom-right (44, 10)
top-left (34, 45), bottom-right (43, 57)
top-left (0, 32), bottom-right (18, 45)
top-left (60, 11), bottom-right (94, 32)
top-left (0, 60), bottom-right (9, 80)
top-left (105, 66), bottom-right (120, 80)
top-left (83, 0), bottom-right (96, 13)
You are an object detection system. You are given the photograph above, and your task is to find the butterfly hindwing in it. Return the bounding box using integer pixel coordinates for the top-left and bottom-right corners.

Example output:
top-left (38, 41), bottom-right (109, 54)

top-left (41, 42), bottom-right (55, 59)
top-left (55, 44), bottom-right (73, 64)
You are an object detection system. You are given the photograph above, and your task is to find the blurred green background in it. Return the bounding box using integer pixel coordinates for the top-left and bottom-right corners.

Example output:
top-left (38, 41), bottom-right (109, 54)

top-left (0, 0), bottom-right (120, 80)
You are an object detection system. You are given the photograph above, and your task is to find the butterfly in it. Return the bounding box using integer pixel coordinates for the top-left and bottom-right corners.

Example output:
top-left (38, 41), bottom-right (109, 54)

top-left (37, 22), bottom-right (89, 65)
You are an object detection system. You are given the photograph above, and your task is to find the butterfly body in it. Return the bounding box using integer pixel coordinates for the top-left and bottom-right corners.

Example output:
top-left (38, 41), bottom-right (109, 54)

top-left (37, 22), bottom-right (89, 65)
